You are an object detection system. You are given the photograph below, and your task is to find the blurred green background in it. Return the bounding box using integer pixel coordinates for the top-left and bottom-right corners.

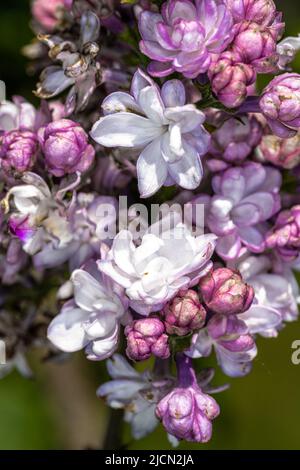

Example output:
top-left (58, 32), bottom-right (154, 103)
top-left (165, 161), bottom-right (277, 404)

top-left (1, 0), bottom-right (300, 450)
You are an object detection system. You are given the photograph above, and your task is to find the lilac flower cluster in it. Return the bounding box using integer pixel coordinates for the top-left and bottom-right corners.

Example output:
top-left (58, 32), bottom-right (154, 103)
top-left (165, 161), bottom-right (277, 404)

top-left (1, 0), bottom-right (300, 448)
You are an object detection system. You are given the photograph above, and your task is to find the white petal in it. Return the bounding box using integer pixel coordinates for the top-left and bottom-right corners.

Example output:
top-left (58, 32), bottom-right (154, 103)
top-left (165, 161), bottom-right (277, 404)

top-left (137, 137), bottom-right (168, 198)
top-left (161, 80), bottom-right (186, 107)
top-left (47, 306), bottom-right (89, 352)
top-left (167, 141), bottom-right (202, 189)
top-left (137, 85), bottom-right (166, 124)
top-left (87, 324), bottom-right (119, 360)
top-left (101, 92), bottom-right (142, 115)
top-left (90, 112), bottom-right (163, 148)
top-left (72, 269), bottom-right (106, 311)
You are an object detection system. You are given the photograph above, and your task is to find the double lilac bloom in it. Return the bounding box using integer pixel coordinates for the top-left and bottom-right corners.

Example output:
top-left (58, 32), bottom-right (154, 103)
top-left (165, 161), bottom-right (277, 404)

top-left (91, 69), bottom-right (210, 198)
top-left (138, 0), bottom-right (233, 78)
top-left (197, 162), bottom-right (281, 260)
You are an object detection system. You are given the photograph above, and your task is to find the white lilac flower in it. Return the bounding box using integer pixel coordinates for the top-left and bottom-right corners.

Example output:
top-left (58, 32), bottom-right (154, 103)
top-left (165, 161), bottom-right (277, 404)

top-left (5, 173), bottom-right (118, 270)
top-left (34, 193), bottom-right (118, 270)
top-left (90, 69), bottom-right (210, 198)
top-left (98, 223), bottom-right (216, 315)
top-left (47, 256), bottom-right (129, 360)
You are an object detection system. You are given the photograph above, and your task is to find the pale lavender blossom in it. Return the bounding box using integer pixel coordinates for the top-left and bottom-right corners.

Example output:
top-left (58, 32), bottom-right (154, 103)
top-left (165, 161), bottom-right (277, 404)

top-left (231, 254), bottom-right (297, 335)
top-left (33, 193), bottom-right (118, 271)
top-left (138, 0), bottom-right (233, 78)
top-left (188, 313), bottom-right (257, 377)
top-left (156, 354), bottom-right (219, 442)
top-left (0, 97), bottom-right (37, 132)
top-left (91, 69), bottom-right (210, 198)
top-left (98, 223), bottom-right (216, 315)
top-left (97, 354), bottom-right (174, 439)
top-left (207, 114), bottom-right (263, 171)
top-left (198, 162), bottom-right (281, 260)
top-left (47, 258), bottom-right (129, 360)
top-left (259, 73), bottom-right (300, 138)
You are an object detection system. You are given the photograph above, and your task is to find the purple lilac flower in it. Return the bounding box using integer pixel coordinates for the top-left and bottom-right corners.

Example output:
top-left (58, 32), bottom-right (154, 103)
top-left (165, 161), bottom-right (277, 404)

top-left (188, 313), bottom-right (257, 377)
top-left (259, 73), bottom-right (300, 138)
top-left (125, 318), bottom-right (170, 361)
top-left (198, 268), bottom-right (254, 315)
top-left (197, 162), bottom-right (281, 259)
top-left (156, 354), bottom-right (219, 442)
top-left (266, 206), bottom-right (300, 261)
top-left (163, 289), bottom-right (206, 336)
top-left (138, 0), bottom-right (233, 78)
top-left (38, 119), bottom-right (95, 176)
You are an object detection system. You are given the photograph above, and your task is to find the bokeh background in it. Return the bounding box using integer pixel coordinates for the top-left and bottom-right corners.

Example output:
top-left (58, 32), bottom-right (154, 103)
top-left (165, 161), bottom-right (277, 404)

top-left (1, 0), bottom-right (300, 450)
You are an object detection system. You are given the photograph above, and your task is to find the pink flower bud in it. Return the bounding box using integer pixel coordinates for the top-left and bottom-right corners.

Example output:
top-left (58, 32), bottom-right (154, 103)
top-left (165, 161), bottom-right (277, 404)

top-left (227, 0), bottom-right (277, 27)
top-left (38, 119), bottom-right (95, 177)
top-left (125, 318), bottom-right (170, 361)
top-left (256, 133), bottom-right (300, 169)
top-left (259, 73), bottom-right (300, 138)
top-left (199, 268), bottom-right (254, 315)
top-left (208, 52), bottom-right (256, 108)
top-left (232, 21), bottom-right (278, 73)
top-left (163, 290), bottom-right (206, 336)
top-left (0, 130), bottom-right (38, 174)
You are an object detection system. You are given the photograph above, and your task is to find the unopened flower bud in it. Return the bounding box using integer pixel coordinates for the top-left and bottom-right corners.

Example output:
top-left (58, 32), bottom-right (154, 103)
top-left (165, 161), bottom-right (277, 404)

top-left (125, 318), bottom-right (170, 361)
top-left (0, 130), bottom-right (38, 174)
top-left (163, 290), bottom-right (206, 336)
top-left (38, 119), bottom-right (95, 177)
top-left (199, 268), bottom-right (254, 315)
